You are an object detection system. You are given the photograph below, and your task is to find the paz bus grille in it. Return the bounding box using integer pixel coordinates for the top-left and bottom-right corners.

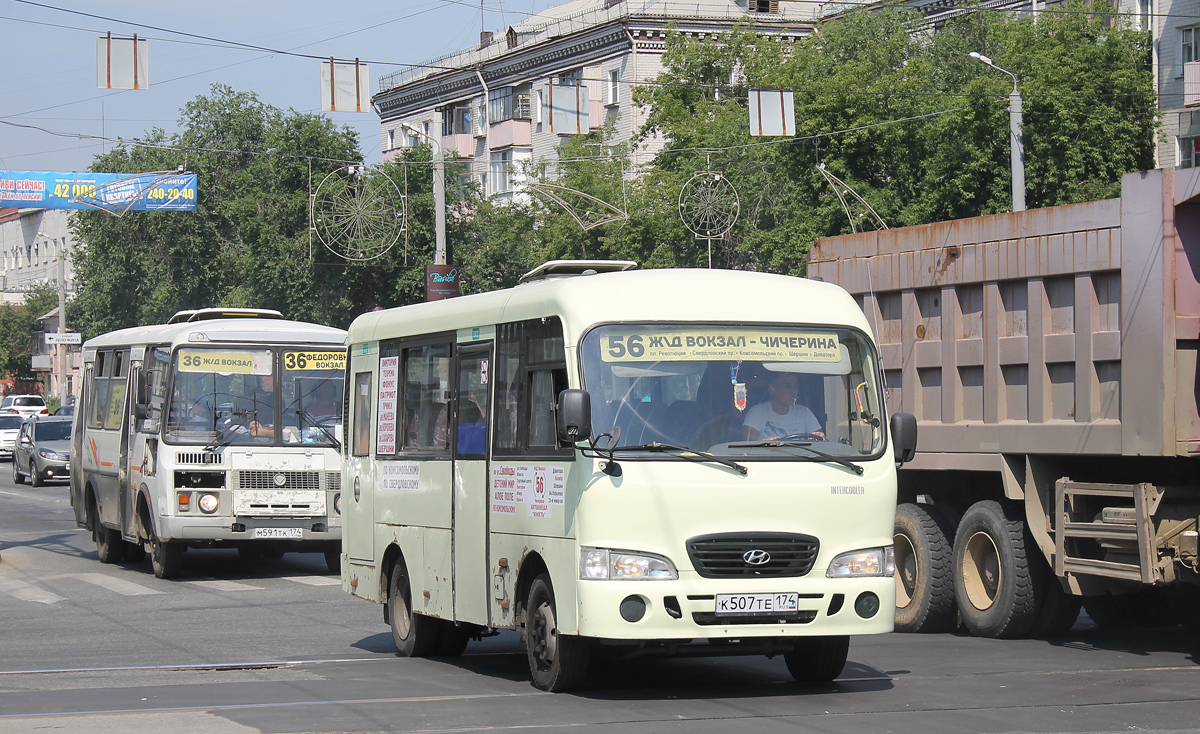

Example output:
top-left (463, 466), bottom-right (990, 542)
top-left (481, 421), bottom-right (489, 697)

top-left (237, 471), bottom-right (322, 491)
top-left (686, 533), bottom-right (819, 578)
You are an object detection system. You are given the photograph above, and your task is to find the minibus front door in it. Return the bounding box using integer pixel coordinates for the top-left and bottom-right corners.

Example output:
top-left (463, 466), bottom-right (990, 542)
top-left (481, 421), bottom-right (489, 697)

top-left (452, 344), bottom-right (492, 626)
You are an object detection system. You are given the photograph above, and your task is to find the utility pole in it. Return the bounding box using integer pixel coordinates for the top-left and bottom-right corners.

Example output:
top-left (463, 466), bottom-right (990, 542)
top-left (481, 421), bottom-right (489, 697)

top-left (970, 52), bottom-right (1025, 212)
top-left (401, 120), bottom-right (446, 265)
top-left (57, 247), bottom-right (67, 407)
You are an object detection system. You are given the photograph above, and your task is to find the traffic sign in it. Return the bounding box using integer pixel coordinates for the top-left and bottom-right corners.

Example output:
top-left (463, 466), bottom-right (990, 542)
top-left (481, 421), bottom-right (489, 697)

top-left (45, 332), bottom-right (82, 345)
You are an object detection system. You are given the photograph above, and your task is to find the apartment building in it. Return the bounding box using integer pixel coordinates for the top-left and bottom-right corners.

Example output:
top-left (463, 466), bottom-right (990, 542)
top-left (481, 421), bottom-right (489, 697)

top-left (372, 0), bottom-right (816, 199)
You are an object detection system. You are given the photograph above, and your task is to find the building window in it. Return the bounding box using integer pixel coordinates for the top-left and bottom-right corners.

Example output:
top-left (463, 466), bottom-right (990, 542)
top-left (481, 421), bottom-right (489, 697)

top-left (557, 68), bottom-right (583, 87)
top-left (387, 129), bottom-right (395, 150)
top-left (607, 69), bottom-right (620, 105)
top-left (754, 0), bottom-right (780, 12)
top-left (442, 106), bottom-right (473, 136)
top-left (490, 149), bottom-right (514, 195)
top-left (490, 87), bottom-right (513, 122)
top-left (1139, 0), bottom-right (1152, 31)
top-left (489, 87), bottom-right (532, 123)
top-left (1186, 27), bottom-right (1197, 64)
top-left (1181, 137), bottom-right (1200, 168)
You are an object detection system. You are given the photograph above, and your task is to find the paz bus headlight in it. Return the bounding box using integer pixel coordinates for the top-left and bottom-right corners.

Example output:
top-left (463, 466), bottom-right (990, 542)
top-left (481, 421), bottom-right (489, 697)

top-left (197, 492), bottom-right (220, 514)
top-left (826, 546), bottom-right (895, 577)
top-left (580, 549), bottom-right (677, 580)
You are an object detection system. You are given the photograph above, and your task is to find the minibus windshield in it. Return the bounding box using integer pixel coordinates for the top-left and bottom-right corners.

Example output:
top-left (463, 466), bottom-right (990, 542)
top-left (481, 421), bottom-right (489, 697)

top-left (579, 324), bottom-right (885, 460)
top-left (165, 347), bottom-right (344, 447)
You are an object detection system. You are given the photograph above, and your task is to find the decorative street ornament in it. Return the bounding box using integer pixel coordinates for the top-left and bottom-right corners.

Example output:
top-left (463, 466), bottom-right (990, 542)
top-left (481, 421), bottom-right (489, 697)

top-left (310, 165), bottom-right (405, 262)
top-left (678, 171), bottom-right (740, 268)
top-left (748, 90), bottom-right (795, 137)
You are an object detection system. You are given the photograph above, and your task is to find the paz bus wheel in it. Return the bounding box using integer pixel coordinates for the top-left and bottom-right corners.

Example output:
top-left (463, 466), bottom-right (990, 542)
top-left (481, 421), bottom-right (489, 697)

top-left (783, 635), bottom-right (849, 683)
top-left (388, 562), bottom-right (439, 657)
top-left (124, 539), bottom-right (147, 564)
top-left (526, 573), bottom-right (590, 691)
top-left (94, 524), bottom-right (125, 564)
top-left (324, 546), bottom-right (341, 575)
top-left (953, 500), bottom-right (1042, 638)
top-left (893, 503), bottom-right (957, 633)
top-left (150, 531), bottom-right (184, 579)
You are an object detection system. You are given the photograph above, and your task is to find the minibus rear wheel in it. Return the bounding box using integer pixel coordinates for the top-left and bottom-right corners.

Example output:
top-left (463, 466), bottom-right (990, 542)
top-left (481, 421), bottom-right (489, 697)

top-left (388, 562), bottom-right (439, 656)
top-left (783, 635), bottom-right (849, 683)
top-left (526, 573), bottom-right (590, 692)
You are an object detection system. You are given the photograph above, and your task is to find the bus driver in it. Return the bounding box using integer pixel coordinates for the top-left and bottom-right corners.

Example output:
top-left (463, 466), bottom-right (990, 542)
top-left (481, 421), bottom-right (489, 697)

top-left (742, 370), bottom-right (825, 441)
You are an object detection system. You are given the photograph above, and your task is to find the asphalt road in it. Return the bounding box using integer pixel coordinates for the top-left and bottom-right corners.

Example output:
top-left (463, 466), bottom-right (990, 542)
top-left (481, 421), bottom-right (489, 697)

top-left (3, 476), bottom-right (1200, 734)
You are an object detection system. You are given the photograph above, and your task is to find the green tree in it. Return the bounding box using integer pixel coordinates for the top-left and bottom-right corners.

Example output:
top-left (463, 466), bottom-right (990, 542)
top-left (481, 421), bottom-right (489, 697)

top-left (0, 284), bottom-right (60, 382)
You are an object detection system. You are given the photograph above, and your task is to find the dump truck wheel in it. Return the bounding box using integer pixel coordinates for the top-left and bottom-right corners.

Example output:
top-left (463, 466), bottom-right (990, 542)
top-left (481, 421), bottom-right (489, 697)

top-left (894, 503), bottom-right (958, 633)
top-left (953, 499), bottom-right (1043, 638)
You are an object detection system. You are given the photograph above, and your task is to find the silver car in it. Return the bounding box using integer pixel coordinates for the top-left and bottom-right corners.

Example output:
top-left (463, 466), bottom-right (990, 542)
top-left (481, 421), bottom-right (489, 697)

top-left (0, 414), bottom-right (21, 459)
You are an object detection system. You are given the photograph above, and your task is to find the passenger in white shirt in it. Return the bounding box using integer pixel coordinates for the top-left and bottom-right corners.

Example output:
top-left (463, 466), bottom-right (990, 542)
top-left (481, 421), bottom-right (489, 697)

top-left (742, 371), bottom-right (824, 440)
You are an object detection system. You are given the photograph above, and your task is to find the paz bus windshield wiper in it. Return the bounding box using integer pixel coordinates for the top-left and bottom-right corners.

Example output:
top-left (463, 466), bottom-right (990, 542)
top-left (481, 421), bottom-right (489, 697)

top-left (728, 440), bottom-right (864, 476)
top-left (297, 409), bottom-right (341, 450)
top-left (613, 442), bottom-right (748, 475)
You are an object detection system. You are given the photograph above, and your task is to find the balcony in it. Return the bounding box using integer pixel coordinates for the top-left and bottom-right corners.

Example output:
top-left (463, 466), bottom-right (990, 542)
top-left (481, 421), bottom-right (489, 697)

top-left (32, 355), bottom-right (51, 371)
top-left (442, 133), bottom-right (475, 158)
top-left (489, 120), bottom-right (532, 149)
top-left (1187, 61), bottom-right (1200, 107)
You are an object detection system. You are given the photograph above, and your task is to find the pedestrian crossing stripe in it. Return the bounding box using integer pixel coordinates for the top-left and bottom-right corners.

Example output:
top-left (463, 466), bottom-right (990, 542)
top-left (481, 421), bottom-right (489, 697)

top-left (0, 577), bottom-right (66, 604)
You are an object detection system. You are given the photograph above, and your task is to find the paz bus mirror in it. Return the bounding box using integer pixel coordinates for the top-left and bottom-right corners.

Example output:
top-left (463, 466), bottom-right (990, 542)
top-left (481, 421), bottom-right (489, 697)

top-left (890, 411), bottom-right (917, 463)
top-left (556, 389), bottom-right (592, 445)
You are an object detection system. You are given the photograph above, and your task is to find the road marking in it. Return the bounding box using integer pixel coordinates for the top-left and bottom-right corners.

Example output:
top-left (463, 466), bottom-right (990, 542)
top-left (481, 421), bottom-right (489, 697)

top-left (187, 579), bottom-right (263, 592)
top-left (0, 577), bottom-right (65, 604)
top-left (280, 575), bottom-right (341, 586)
top-left (71, 572), bottom-right (163, 596)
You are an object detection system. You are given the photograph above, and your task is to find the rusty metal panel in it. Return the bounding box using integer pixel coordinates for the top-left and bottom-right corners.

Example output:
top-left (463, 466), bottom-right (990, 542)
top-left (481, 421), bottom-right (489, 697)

top-left (810, 170), bottom-right (1183, 459)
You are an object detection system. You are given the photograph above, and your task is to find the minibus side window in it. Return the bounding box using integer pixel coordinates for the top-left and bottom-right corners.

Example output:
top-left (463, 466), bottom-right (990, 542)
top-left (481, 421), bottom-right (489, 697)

top-left (401, 343), bottom-right (452, 454)
top-left (104, 350), bottom-right (129, 430)
top-left (352, 372), bottom-right (372, 457)
top-left (88, 350), bottom-right (112, 429)
top-left (493, 317), bottom-right (571, 458)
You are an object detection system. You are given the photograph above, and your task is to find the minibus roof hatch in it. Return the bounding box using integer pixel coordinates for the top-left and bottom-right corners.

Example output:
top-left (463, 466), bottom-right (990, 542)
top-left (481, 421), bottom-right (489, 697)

top-left (518, 260), bottom-right (637, 284)
top-left (166, 308), bottom-right (285, 324)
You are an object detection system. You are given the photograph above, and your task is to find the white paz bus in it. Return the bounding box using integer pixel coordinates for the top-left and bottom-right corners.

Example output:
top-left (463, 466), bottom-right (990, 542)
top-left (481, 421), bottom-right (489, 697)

top-left (341, 262), bottom-right (916, 691)
top-left (71, 309), bottom-right (347, 579)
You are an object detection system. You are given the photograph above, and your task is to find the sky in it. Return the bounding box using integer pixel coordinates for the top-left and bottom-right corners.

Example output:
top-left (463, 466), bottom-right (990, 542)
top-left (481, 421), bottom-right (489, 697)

top-left (1, 0), bottom-right (561, 174)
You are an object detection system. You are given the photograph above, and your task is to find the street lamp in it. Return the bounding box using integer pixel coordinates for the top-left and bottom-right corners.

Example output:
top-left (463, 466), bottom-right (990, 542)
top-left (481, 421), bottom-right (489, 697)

top-left (970, 51), bottom-right (1025, 212)
top-left (399, 122), bottom-right (447, 266)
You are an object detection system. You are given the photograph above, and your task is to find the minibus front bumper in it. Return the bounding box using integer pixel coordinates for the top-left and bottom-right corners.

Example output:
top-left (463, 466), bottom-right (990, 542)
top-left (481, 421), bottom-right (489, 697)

top-left (575, 573), bottom-right (894, 642)
top-left (159, 515), bottom-right (342, 543)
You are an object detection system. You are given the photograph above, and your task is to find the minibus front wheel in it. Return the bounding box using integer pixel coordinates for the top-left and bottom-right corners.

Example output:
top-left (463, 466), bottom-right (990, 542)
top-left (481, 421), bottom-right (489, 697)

top-left (783, 635), bottom-right (849, 683)
top-left (388, 561), bottom-right (439, 656)
top-left (525, 573), bottom-right (590, 692)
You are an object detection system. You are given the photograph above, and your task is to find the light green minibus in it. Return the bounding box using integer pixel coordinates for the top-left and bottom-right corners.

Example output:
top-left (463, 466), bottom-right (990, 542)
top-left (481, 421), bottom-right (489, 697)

top-left (341, 261), bottom-right (916, 691)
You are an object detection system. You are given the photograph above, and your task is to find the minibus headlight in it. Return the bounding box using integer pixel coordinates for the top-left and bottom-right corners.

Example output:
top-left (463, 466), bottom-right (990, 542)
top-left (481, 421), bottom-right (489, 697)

top-left (827, 546), bottom-right (895, 578)
top-left (197, 492), bottom-right (220, 514)
top-left (334, 493), bottom-right (342, 515)
top-left (580, 548), bottom-right (677, 580)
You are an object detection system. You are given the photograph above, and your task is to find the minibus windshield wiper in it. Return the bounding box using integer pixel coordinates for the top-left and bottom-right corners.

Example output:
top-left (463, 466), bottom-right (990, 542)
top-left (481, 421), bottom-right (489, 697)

top-left (728, 441), bottom-right (864, 476)
top-left (613, 442), bottom-right (748, 475)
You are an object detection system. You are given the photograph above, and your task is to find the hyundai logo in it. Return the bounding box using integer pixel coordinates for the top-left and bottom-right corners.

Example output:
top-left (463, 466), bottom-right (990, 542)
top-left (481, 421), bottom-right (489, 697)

top-left (743, 549), bottom-right (771, 565)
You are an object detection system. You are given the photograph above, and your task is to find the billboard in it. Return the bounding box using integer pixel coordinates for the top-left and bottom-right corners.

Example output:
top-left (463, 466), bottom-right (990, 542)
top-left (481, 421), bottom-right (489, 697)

top-left (0, 171), bottom-right (197, 212)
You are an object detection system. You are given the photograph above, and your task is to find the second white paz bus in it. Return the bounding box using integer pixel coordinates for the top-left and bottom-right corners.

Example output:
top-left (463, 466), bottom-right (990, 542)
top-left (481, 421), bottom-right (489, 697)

top-left (341, 261), bottom-right (916, 691)
top-left (71, 309), bottom-right (347, 579)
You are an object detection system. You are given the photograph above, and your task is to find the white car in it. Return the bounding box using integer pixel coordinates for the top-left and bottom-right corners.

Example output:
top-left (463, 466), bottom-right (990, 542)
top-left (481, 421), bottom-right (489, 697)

top-left (0, 414), bottom-right (21, 459)
top-left (0, 395), bottom-right (48, 418)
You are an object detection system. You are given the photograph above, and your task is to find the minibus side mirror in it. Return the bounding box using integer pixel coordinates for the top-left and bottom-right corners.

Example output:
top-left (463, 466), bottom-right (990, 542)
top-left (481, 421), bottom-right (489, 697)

top-left (556, 389), bottom-right (592, 445)
top-left (890, 412), bottom-right (917, 464)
